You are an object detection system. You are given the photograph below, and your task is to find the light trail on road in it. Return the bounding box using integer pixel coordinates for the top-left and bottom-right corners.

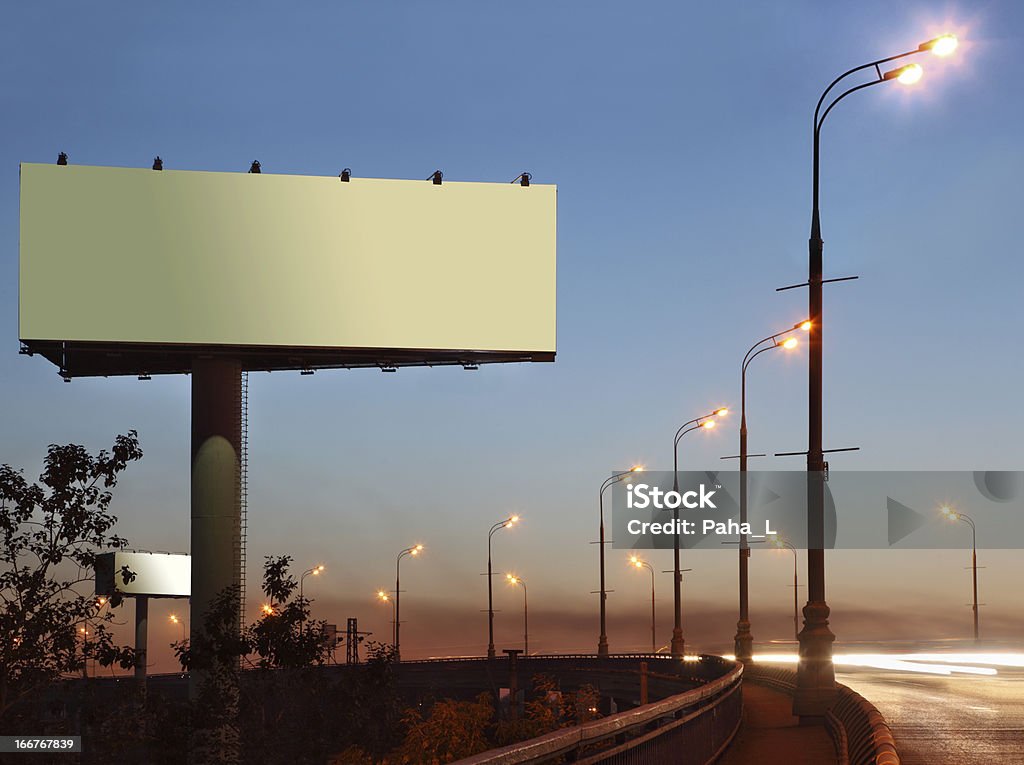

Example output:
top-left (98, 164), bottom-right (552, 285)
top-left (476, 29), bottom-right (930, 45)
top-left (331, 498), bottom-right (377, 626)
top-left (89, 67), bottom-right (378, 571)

top-left (734, 648), bottom-right (1024, 763)
top-left (728, 651), bottom-right (1024, 676)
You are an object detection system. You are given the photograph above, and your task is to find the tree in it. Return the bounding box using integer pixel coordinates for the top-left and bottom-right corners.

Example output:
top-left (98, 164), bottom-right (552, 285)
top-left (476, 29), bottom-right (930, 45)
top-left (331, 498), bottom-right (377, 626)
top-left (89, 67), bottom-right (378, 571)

top-left (394, 693), bottom-right (495, 764)
top-left (174, 556), bottom-right (338, 764)
top-left (176, 584), bottom-right (246, 765)
top-left (0, 432), bottom-right (142, 726)
top-left (247, 555), bottom-right (331, 669)
top-left (494, 674), bottom-right (604, 746)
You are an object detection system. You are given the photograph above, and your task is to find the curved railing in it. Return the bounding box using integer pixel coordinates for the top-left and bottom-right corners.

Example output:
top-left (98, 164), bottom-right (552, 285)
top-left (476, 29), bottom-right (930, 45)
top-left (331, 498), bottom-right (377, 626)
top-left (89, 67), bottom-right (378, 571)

top-left (453, 660), bottom-right (743, 765)
top-left (743, 665), bottom-right (900, 765)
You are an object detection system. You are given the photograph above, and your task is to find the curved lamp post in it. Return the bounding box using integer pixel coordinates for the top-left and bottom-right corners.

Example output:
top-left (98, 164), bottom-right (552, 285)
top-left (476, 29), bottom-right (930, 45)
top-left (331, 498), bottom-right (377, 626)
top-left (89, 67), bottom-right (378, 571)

top-left (377, 590), bottom-right (397, 647)
top-left (797, 33), bottom-right (957, 719)
top-left (629, 556), bottom-right (656, 654)
top-left (940, 506), bottom-right (979, 641)
top-left (299, 564), bottom-right (325, 600)
top-left (770, 536), bottom-right (800, 642)
top-left (169, 613), bottom-right (187, 642)
top-left (734, 323), bottom-right (806, 661)
top-left (506, 574), bottom-right (529, 655)
top-left (395, 544), bottom-right (423, 661)
top-left (598, 468), bottom-right (643, 657)
top-left (488, 516), bottom-right (519, 658)
top-left (670, 409), bottom-right (727, 657)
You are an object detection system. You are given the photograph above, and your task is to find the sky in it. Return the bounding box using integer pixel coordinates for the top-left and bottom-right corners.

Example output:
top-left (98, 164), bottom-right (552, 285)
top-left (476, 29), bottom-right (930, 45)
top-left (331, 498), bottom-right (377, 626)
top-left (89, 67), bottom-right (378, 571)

top-left (1, 2), bottom-right (1022, 672)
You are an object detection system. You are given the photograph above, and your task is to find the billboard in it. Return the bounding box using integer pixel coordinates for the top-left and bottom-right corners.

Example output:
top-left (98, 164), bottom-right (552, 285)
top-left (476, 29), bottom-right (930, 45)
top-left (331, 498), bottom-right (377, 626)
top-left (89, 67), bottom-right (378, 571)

top-left (95, 551), bottom-right (191, 598)
top-left (19, 163), bottom-right (556, 376)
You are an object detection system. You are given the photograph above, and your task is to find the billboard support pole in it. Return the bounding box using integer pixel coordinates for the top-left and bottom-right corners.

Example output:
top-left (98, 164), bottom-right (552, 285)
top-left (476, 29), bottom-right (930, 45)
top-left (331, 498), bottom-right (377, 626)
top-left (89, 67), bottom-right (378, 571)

top-left (134, 595), bottom-right (149, 683)
top-left (190, 357), bottom-right (242, 695)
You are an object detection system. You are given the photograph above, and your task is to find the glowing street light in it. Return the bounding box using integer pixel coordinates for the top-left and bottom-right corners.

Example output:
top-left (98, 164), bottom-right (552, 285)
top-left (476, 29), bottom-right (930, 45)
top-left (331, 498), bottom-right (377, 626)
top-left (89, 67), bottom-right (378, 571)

top-left (884, 63), bottom-right (924, 85)
top-left (629, 556), bottom-right (656, 654)
top-left (797, 31), bottom-right (958, 718)
top-left (78, 625), bottom-right (90, 678)
top-left (487, 515), bottom-right (519, 658)
top-left (169, 613), bottom-right (186, 641)
top-left (377, 590), bottom-right (396, 646)
top-left (729, 321), bottom-right (806, 661)
top-left (920, 34), bottom-right (958, 56)
top-left (669, 409), bottom-right (726, 657)
top-left (300, 564), bottom-right (326, 600)
top-left (940, 506), bottom-right (980, 641)
top-left (506, 574), bottom-right (529, 655)
top-left (395, 544), bottom-right (424, 661)
top-left (597, 467), bottom-right (642, 656)
top-left (260, 603), bottom-right (275, 616)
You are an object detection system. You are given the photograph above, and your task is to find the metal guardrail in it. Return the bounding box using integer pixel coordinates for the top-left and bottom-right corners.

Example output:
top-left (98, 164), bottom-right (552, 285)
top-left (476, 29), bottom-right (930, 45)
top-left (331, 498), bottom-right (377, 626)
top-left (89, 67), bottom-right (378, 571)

top-left (453, 662), bottom-right (743, 765)
top-left (743, 665), bottom-right (900, 765)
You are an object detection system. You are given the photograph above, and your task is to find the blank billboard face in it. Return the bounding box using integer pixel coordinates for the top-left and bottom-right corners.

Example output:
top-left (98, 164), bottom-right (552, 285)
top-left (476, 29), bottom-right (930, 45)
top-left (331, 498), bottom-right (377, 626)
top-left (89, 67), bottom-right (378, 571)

top-left (95, 551), bottom-right (190, 598)
top-left (19, 164), bottom-right (556, 375)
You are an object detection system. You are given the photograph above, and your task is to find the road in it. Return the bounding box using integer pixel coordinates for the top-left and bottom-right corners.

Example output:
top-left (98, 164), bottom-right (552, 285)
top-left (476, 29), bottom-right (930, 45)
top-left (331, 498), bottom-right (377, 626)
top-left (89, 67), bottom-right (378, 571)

top-left (837, 665), bottom-right (1024, 765)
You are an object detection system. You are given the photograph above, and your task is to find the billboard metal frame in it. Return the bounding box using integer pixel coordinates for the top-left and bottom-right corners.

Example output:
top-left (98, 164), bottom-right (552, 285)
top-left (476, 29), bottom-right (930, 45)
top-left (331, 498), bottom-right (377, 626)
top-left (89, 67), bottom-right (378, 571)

top-left (20, 339), bottom-right (554, 379)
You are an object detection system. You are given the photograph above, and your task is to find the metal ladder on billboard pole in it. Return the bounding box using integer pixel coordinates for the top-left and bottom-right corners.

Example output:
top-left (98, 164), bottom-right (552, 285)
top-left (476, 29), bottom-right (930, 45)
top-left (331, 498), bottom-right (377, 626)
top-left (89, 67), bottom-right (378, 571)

top-left (237, 372), bottom-right (249, 632)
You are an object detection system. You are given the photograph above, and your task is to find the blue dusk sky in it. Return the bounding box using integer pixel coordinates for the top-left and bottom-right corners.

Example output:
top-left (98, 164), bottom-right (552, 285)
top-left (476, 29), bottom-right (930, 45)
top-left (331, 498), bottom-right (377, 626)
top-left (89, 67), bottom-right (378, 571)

top-left (1, 2), bottom-right (1022, 668)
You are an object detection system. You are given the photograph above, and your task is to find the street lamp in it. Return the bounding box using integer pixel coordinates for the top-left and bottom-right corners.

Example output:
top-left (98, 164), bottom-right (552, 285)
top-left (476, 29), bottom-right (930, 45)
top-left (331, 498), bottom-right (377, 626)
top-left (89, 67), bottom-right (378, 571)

top-left (940, 506), bottom-right (980, 641)
top-left (300, 564), bottom-right (325, 600)
top-left (734, 323), bottom-right (806, 661)
top-left (796, 33), bottom-right (957, 719)
top-left (629, 556), bottom-right (656, 654)
top-left (377, 590), bottom-right (396, 647)
top-left (395, 544), bottom-right (424, 661)
top-left (598, 468), bottom-right (642, 657)
top-left (770, 536), bottom-right (800, 642)
top-left (78, 626), bottom-right (90, 679)
top-left (169, 613), bottom-right (187, 642)
top-left (506, 574), bottom-right (529, 655)
top-left (487, 515), bottom-right (519, 659)
top-left (670, 409), bottom-right (727, 657)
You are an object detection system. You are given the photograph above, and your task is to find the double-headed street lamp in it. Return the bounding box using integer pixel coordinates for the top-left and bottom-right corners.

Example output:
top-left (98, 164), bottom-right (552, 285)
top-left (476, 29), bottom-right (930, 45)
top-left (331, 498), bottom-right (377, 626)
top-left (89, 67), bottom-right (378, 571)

top-left (300, 564), bottom-right (325, 600)
top-left (940, 506), bottom-right (980, 641)
top-left (377, 590), bottom-right (396, 647)
top-left (598, 468), bottom-right (642, 657)
top-left (771, 536), bottom-right (800, 642)
top-left (487, 516), bottom-right (519, 659)
top-left (506, 574), bottom-right (529, 656)
top-left (733, 323), bottom-right (807, 661)
top-left (169, 613), bottom-right (187, 642)
top-left (796, 32), bottom-right (958, 718)
top-left (670, 409), bottom-right (727, 657)
top-left (629, 556), bottom-right (656, 654)
top-left (395, 544), bottom-right (424, 661)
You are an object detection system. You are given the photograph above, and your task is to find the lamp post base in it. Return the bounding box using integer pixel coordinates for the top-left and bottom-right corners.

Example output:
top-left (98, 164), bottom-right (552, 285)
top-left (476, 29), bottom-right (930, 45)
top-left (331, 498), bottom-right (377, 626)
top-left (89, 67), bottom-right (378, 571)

top-left (597, 638), bottom-right (609, 658)
top-left (734, 621), bottom-right (753, 663)
top-left (670, 630), bottom-right (684, 659)
top-left (794, 600), bottom-right (836, 719)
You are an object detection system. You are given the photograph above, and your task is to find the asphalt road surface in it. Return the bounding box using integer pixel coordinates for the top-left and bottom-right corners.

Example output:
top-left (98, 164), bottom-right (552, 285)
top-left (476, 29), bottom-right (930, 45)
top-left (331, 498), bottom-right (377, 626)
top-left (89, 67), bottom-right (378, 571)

top-left (838, 666), bottom-right (1024, 765)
